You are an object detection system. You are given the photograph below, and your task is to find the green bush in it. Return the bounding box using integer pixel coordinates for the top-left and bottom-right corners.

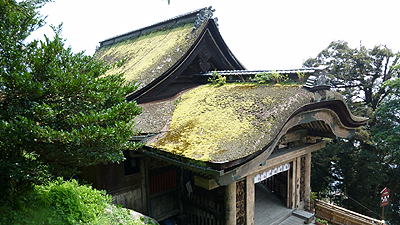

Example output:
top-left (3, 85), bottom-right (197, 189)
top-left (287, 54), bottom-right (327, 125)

top-left (208, 70), bottom-right (226, 86)
top-left (316, 218), bottom-right (328, 224)
top-left (0, 177), bottom-right (112, 225)
top-left (296, 70), bottom-right (307, 84)
top-left (0, 152), bottom-right (51, 201)
top-left (251, 71), bottom-right (288, 84)
top-left (35, 178), bottom-right (112, 224)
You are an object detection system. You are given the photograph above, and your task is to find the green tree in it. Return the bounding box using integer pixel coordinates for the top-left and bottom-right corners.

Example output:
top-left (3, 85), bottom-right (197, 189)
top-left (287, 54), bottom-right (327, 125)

top-left (371, 67), bottom-right (400, 223)
top-left (304, 40), bottom-right (399, 112)
top-left (372, 66), bottom-right (400, 165)
top-left (304, 40), bottom-right (400, 223)
top-left (0, 0), bottom-right (142, 198)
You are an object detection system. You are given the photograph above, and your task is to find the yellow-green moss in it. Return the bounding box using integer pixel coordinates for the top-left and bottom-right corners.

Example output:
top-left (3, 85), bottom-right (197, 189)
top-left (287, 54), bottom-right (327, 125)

top-left (151, 84), bottom-right (314, 162)
top-left (95, 21), bottom-right (206, 90)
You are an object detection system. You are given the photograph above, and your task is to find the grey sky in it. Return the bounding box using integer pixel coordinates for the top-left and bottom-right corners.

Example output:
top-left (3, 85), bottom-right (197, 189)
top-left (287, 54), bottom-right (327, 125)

top-left (29, 0), bottom-right (400, 70)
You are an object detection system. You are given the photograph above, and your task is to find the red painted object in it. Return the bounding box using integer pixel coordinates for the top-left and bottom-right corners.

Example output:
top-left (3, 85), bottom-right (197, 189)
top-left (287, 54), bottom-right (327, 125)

top-left (380, 187), bottom-right (390, 207)
top-left (149, 170), bottom-right (177, 195)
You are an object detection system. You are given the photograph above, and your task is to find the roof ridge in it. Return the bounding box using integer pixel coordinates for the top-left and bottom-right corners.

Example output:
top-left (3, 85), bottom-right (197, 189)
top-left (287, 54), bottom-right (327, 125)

top-left (198, 68), bottom-right (316, 75)
top-left (99, 7), bottom-right (210, 48)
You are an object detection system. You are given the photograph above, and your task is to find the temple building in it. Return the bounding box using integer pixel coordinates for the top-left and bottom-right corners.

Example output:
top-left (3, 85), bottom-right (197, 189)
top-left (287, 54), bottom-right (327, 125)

top-left (81, 7), bottom-right (367, 225)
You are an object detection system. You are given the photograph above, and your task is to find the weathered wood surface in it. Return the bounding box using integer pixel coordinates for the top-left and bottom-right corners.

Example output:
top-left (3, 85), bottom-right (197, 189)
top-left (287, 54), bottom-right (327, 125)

top-left (315, 200), bottom-right (386, 225)
top-left (225, 181), bottom-right (236, 225)
top-left (304, 153), bottom-right (311, 211)
top-left (113, 188), bottom-right (143, 211)
top-left (246, 175), bottom-right (255, 225)
top-left (182, 194), bottom-right (225, 225)
top-left (236, 180), bottom-right (246, 225)
top-left (247, 141), bottom-right (325, 178)
top-left (295, 157), bottom-right (301, 209)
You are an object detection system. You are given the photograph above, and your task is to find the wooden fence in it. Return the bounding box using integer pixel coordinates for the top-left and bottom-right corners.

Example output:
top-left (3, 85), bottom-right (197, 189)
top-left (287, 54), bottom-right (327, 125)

top-left (315, 200), bottom-right (386, 225)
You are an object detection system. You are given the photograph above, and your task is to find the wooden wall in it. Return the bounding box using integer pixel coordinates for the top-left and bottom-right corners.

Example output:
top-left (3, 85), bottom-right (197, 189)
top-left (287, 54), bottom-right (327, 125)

top-left (113, 188), bottom-right (143, 210)
top-left (148, 165), bottom-right (180, 221)
top-left (79, 152), bottom-right (145, 213)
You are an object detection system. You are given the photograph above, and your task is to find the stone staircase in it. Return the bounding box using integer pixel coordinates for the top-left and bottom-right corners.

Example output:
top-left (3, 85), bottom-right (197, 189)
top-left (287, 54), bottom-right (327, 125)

top-left (278, 210), bottom-right (315, 225)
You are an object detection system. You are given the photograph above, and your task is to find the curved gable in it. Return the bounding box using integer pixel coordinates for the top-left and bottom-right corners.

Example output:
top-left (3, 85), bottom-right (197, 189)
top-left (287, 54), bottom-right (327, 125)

top-left (95, 8), bottom-right (245, 103)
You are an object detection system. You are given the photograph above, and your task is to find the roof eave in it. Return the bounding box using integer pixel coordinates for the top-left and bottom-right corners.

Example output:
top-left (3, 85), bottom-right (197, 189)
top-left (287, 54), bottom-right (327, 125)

top-left (139, 99), bottom-right (366, 182)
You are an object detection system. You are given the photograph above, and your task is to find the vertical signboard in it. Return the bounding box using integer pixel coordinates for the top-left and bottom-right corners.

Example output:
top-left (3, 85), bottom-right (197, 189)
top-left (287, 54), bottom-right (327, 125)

top-left (380, 187), bottom-right (390, 221)
top-left (380, 187), bottom-right (390, 207)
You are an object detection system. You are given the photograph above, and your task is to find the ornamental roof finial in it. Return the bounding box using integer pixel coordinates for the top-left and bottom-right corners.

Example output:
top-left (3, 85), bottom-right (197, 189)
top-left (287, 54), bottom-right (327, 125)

top-left (304, 66), bottom-right (331, 91)
top-left (193, 6), bottom-right (217, 30)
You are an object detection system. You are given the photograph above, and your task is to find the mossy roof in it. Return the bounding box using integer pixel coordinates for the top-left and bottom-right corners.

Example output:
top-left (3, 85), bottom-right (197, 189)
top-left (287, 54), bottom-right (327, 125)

top-left (146, 83), bottom-right (361, 163)
top-left (95, 20), bottom-right (207, 91)
top-left (134, 97), bottom-right (178, 134)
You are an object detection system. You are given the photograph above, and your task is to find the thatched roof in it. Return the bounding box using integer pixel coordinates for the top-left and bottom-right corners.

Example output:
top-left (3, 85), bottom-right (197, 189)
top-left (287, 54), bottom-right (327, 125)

top-left (95, 8), bottom-right (366, 179)
top-left (95, 9), bottom-right (209, 93)
top-left (145, 84), bottom-right (366, 163)
top-left (134, 97), bottom-right (178, 134)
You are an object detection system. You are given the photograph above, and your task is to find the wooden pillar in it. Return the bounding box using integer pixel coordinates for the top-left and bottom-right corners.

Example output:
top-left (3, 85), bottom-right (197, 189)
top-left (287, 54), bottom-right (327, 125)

top-left (246, 175), bottom-right (255, 225)
top-left (225, 181), bottom-right (236, 225)
top-left (287, 168), bottom-right (291, 208)
top-left (290, 160), bottom-right (296, 209)
top-left (305, 153), bottom-right (311, 211)
top-left (296, 157), bottom-right (301, 209)
top-left (140, 158), bottom-right (148, 214)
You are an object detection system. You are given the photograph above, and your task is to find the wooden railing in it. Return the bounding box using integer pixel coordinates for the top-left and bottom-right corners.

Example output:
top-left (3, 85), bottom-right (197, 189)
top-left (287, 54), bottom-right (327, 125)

top-left (315, 200), bottom-right (386, 225)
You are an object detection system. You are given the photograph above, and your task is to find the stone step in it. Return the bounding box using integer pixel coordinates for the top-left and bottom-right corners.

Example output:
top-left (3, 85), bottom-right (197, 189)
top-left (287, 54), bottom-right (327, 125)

top-left (293, 209), bottom-right (315, 223)
top-left (267, 209), bottom-right (294, 225)
top-left (279, 215), bottom-right (308, 225)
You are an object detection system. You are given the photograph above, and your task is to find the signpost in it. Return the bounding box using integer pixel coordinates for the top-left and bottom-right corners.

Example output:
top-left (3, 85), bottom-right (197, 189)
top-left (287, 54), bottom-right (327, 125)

top-left (380, 187), bottom-right (390, 221)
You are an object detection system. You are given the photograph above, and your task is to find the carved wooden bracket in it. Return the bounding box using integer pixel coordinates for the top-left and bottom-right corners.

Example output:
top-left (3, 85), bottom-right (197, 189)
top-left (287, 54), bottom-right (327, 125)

top-left (198, 48), bottom-right (212, 72)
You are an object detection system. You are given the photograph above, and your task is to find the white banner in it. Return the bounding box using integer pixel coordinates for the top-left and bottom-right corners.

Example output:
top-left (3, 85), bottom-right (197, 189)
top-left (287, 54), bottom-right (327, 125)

top-left (254, 163), bottom-right (290, 183)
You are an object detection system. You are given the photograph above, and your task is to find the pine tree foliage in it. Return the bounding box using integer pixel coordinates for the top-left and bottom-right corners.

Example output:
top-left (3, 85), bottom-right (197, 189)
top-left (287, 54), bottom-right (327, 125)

top-left (304, 40), bottom-right (399, 112)
top-left (305, 40), bottom-right (400, 223)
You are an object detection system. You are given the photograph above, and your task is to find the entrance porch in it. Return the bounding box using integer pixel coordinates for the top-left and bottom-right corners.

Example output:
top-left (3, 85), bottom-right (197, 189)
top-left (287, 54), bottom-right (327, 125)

top-left (255, 183), bottom-right (293, 224)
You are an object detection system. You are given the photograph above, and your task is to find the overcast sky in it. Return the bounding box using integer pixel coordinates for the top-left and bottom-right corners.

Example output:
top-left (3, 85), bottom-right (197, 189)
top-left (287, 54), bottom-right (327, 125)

top-left (29, 0), bottom-right (400, 70)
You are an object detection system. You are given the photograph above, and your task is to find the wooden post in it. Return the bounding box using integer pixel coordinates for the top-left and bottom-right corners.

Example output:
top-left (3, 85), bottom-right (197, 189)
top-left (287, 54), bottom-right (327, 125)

top-left (296, 157), bottom-right (301, 209)
top-left (305, 153), bottom-right (311, 211)
top-left (140, 158), bottom-right (148, 214)
top-left (246, 175), bottom-right (255, 225)
top-left (225, 181), bottom-right (236, 225)
top-left (287, 168), bottom-right (291, 208)
top-left (291, 160), bottom-right (296, 209)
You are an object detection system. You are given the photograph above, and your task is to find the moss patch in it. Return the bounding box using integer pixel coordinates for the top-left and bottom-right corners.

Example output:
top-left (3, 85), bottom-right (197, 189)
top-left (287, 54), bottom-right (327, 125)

top-left (95, 21), bottom-right (206, 91)
top-left (151, 84), bottom-right (315, 162)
